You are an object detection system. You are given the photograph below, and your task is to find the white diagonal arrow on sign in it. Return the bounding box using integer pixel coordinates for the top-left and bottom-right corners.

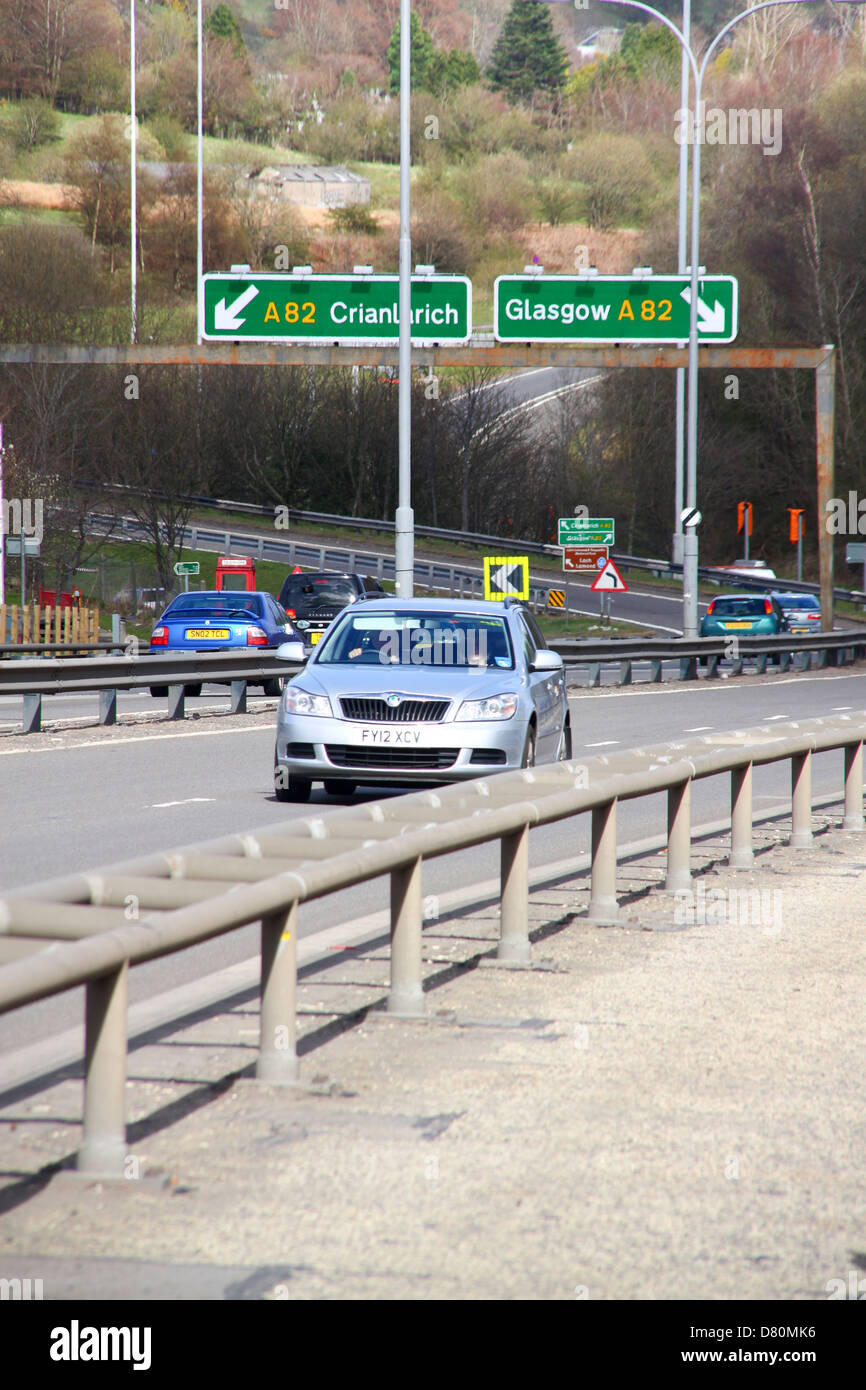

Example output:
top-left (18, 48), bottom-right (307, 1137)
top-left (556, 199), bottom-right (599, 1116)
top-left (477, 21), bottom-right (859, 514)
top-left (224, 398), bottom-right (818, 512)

top-left (214, 284), bottom-right (259, 331)
top-left (679, 287), bottom-right (726, 335)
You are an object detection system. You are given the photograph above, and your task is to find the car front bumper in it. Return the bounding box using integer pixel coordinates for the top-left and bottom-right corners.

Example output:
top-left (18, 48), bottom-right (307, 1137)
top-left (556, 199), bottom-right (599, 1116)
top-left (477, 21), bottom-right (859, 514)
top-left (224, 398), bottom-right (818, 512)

top-left (275, 712), bottom-right (529, 784)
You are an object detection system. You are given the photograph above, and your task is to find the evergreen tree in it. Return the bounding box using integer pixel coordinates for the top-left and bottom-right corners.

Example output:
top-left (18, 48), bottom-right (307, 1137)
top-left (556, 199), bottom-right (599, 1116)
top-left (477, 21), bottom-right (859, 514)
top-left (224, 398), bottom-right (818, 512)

top-left (387, 12), bottom-right (436, 95)
top-left (206, 3), bottom-right (245, 55)
top-left (488, 0), bottom-right (568, 104)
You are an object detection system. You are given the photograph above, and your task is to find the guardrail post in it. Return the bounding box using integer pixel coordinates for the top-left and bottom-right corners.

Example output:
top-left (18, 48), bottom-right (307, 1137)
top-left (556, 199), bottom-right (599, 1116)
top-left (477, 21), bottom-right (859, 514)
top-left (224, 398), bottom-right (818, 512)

top-left (499, 826), bottom-right (530, 964)
top-left (650, 658), bottom-right (662, 683)
top-left (754, 654), bottom-right (768, 675)
top-left (99, 689), bottom-right (117, 726)
top-left (790, 750), bottom-right (813, 848)
top-left (190, 527), bottom-right (198, 549)
top-left (78, 963), bottom-right (128, 1177)
top-left (587, 662), bottom-right (601, 688)
top-left (679, 657), bottom-right (697, 680)
top-left (257, 903), bottom-right (298, 1083)
top-left (665, 780), bottom-right (692, 892)
top-left (257, 537), bottom-right (264, 561)
top-left (730, 763), bottom-right (754, 868)
top-left (843, 741), bottom-right (864, 830)
top-left (587, 798), bottom-right (618, 923)
top-left (167, 684), bottom-right (185, 720)
top-left (224, 531), bottom-right (231, 554)
top-left (318, 547), bottom-right (325, 568)
top-left (619, 660), bottom-right (632, 686)
top-left (230, 680), bottom-right (247, 715)
top-left (22, 693), bottom-right (42, 733)
top-left (706, 654), bottom-right (720, 678)
top-left (388, 856), bottom-right (424, 1015)
top-left (778, 652), bottom-right (791, 672)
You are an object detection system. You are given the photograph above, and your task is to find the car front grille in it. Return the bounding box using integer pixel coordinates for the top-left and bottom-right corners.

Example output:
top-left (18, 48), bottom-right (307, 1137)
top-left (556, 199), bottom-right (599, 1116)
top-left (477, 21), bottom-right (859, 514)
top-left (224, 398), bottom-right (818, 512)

top-left (339, 697), bottom-right (449, 723)
top-left (326, 744), bottom-right (459, 770)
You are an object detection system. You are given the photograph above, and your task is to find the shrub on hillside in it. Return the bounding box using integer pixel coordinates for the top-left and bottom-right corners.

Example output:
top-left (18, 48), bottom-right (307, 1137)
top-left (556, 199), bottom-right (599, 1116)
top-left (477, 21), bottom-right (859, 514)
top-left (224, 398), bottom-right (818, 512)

top-left (566, 133), bottom-right (658, 230)
top-left (6, 99), bottom-right (61, 153)
top-left (145, 114), bottom-right (191, 163)
top-left (329, 205), bottom-right (380, 235)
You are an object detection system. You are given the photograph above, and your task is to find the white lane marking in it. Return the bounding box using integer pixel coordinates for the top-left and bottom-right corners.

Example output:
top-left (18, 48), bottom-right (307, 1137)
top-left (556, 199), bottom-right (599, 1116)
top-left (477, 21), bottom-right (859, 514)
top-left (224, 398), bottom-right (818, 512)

top-left (150, 797), bottom-right (216, 809)
top-left (684, 726), bottom-right (714, 732)
top-left (0, 723), bottom-right (273, 756)
top-left (833, 706), bottom-right (853, 711)
top-left (764, 714), bottom-right (789, 721)
top-left (585, 739), bottom-right (619, 747)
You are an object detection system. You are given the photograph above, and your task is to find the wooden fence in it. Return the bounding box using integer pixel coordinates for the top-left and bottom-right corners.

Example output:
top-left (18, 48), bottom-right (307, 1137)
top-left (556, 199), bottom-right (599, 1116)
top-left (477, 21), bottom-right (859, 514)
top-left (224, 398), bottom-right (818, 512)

top-left (0, 604), bottom-right (101, 648)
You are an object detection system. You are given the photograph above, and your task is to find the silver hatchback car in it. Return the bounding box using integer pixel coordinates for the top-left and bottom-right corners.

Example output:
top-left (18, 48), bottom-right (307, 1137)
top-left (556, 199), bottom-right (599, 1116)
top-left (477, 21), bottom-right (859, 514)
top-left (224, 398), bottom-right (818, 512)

top-left (273, 598), bottom-right (570, 801)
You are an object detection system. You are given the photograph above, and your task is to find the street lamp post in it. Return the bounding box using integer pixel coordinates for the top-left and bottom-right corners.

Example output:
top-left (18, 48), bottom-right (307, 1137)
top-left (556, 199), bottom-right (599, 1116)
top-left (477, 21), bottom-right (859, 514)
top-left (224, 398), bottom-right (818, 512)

top-left (395, 0), bottom-right (414, 598)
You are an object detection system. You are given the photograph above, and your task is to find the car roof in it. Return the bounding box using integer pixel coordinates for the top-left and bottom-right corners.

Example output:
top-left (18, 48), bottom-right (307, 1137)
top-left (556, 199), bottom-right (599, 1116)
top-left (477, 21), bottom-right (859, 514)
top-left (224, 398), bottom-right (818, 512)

top-left (330, 597), bottom-right (516, 616)
top-left (713, 592), bottom-right (774, 601)
top-left (167, 590), bottom-right (270, 601)
top-left (282, 571), bottom-right (363, 581)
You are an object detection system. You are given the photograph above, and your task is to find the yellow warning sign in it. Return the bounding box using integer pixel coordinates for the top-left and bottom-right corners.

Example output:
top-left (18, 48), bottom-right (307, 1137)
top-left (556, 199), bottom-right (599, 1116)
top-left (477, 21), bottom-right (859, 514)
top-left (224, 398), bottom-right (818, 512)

top-left (483, 556), bottom-right (530, 601)
top-left (547, 589), bottom-right (565, 608)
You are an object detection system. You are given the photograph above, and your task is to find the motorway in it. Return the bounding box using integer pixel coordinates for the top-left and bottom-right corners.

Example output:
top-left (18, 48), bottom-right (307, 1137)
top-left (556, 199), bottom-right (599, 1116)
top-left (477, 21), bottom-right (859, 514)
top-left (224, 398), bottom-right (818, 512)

top-left (1, 664), bottom-right (864, 1059)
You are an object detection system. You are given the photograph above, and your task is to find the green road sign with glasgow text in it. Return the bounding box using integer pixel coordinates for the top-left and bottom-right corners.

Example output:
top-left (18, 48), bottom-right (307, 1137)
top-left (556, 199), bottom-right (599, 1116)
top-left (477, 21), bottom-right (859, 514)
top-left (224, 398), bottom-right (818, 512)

top-left (200, 273), bottom-right (472, 345)
top-left (495, 275), bottom-right (738, 344)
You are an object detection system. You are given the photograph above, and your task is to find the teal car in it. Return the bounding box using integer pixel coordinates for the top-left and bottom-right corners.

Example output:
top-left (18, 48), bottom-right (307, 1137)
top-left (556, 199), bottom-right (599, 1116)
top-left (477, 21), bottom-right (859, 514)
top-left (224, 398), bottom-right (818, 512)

top-left (700, 594), bottom-right (786, 637)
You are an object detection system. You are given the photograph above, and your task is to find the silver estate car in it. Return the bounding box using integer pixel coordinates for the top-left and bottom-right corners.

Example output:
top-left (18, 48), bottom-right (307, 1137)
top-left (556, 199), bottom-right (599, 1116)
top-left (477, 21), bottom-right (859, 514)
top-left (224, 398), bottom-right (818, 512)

top-left (273, 598), bottom-right (570, 801)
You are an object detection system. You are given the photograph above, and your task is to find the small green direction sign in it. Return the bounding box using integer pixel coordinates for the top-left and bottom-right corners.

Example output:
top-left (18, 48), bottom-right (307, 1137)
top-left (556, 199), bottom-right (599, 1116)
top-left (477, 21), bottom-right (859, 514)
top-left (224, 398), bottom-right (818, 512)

top-left (558, 517), bottom-right (615, 546)
top-left (174, 561), bottom-right (200, 576)
top-left (200, 273), bottom-right (472, 345)
top-left (495, 274), bottom-right (738, 344)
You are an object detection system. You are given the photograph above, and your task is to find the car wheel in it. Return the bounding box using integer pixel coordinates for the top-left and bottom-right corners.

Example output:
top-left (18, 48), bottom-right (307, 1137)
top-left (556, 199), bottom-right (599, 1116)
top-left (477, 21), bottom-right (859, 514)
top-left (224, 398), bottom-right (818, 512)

top-left (184, 683), bottom-right (202, 697)
top-left (262, 677), bottom-right (283, 697)
top-left (559, 719), bottom-right (572, 760)
top-left (149, 686), bottom-right (168, 698)
top-left (324, 780), bottom-right (356, 797)
top-left (275, 773), bottom-right (312, 803)
top-left (521, 725), bottom-right (537, 769)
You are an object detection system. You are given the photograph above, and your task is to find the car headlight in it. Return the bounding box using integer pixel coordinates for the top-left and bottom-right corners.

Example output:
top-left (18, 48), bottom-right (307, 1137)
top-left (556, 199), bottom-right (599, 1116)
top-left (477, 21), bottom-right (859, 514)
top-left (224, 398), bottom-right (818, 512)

top-left (282, 686), bottom-right (332, 717)
top-left (456, 693), bottom-right (519, 722)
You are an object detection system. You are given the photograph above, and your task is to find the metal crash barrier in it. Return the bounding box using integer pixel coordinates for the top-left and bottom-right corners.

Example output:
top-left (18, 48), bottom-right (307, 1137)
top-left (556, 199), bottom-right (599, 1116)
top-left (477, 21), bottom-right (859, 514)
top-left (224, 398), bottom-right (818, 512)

top-left (0, 713), bottom-right (863, 1177)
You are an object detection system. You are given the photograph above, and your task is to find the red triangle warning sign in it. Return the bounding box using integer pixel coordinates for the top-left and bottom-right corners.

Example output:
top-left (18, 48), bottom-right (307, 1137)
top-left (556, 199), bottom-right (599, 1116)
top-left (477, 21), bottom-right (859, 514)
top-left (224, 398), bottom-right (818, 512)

top-left (591, 559), bottom-right (628, 592)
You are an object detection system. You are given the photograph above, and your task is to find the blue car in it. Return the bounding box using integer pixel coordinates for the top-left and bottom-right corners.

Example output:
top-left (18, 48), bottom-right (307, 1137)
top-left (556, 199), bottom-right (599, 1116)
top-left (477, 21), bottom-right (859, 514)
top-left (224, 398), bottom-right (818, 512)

top-left (149, 590), bottom-right (295, 697)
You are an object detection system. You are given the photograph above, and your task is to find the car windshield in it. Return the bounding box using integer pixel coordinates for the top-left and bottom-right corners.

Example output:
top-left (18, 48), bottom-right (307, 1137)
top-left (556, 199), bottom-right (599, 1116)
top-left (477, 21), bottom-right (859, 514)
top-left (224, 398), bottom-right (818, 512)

top-left (712, 598), bottom-right (771, 617)
top-left (283, 577), bottom-right (357, 605)
top-left (166, 595), bottom-right (263, 619)
top-left (314, 611), bottom-right (515, 668)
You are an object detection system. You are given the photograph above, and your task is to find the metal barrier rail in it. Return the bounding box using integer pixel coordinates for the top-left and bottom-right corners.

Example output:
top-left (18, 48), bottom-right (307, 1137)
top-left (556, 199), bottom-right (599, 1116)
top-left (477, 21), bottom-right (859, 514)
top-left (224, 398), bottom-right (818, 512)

top-left (0, 650), bottom-right (304, 733)
top-left (0, 712), bottom-right (863, 1176)
top-left (551, 631), bottom-right (866, 682)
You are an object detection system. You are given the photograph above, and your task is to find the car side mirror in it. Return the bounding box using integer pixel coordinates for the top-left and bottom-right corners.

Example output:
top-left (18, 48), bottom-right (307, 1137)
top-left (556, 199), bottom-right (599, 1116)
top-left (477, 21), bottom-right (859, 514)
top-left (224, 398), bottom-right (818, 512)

top-left (276, 640), bottom-right (306, 663)
top-left (530, 649), bottom-right (563, 672)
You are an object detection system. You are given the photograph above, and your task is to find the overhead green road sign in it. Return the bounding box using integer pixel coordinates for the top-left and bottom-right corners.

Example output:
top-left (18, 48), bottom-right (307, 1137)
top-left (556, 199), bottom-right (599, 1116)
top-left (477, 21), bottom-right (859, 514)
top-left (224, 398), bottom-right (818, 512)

top-left (495, 274), bottom-right (738, 344)
top-left (200, 273), bottom-right (472, 345)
